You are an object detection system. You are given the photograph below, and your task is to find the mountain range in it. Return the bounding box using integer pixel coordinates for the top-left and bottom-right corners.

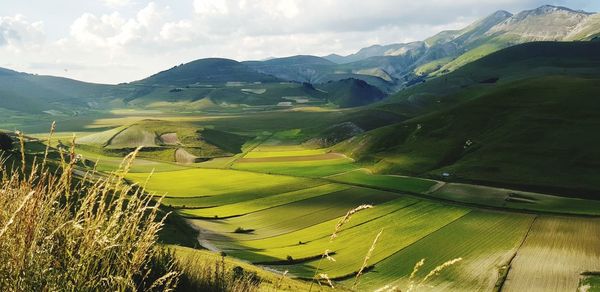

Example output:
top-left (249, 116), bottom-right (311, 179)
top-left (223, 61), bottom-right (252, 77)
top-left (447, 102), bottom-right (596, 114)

top-left (1, 5), bottom-right (599, 114)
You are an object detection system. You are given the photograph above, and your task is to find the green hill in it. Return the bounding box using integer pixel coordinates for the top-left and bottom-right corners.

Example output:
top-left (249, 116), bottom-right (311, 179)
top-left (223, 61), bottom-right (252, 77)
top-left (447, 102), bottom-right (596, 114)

top-left (318, 78), bottom-right (387, 108)
top-left (136, 58), bottom-right (281, 86)
top-left (0, 68), bottom-right (115, 114)
top-left (78, 120), bottom-right (251, 163)
top-left (335, 41), bottom-right (600, 198)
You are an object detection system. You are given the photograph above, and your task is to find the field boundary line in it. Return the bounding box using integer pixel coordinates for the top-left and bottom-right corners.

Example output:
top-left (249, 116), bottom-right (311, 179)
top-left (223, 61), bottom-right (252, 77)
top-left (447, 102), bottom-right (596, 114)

top-left (181, 184), bottom-right (351, 220)
top-left (102, 125), bottom-right (131, 148)
top-left (201, 195), bottom-right (404, 244)
top-left (327, 210), bottom-right (472, 281)
top-left (323, 167), bottom-right (369, 179)
top-left (495, 215), bottom-right (538, 292)
top-left (326, 177), bottom-right (600, 218)
top-left (242, 201), bottom-right (420, 252)
top-left (225, 133), bottom-right (273, 168)
top-left (425, 181), bottom-right (446, 194)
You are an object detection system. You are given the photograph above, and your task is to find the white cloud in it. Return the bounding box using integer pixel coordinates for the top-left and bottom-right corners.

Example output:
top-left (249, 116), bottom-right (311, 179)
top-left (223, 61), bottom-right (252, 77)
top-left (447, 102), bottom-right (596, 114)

top-left (69, 2), bottom-right (166, 48)
top-left (0, 15), bottom-right (45, 51)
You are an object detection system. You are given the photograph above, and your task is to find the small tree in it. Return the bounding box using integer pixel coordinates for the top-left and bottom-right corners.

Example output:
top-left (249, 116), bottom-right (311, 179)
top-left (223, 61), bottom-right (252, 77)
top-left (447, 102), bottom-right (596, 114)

top-left (0, 133), bottom-right (12, 151)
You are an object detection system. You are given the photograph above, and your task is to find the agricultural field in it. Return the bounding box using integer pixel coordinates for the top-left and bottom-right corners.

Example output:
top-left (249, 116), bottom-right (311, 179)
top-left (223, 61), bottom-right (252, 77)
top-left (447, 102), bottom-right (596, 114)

top-left (233, 144), bottom-right (358, 178)
top-left (20, 102), bottom-right (600, 292)
top-left (348, 211), bottom-right (534, 291)
top-left (502, 217), bottom-right (600, 292)
top-left (327, 169), bottom-right (440, 194)
top-left (118, 134), bottom-right (600, 292)
top-left (126, 168), bottom-right (312, 199)
top-left (430, 183), bottom-right (600, 216)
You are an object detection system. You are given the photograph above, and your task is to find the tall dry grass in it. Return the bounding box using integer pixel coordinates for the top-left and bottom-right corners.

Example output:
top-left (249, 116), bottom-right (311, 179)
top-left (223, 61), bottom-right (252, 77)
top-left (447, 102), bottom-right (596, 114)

top-left (0, 130), bottom-right (179, 290)
top-left (175, 253), bottom-right (261, 292)
top-left (308, 204), bottom-right (373, 291)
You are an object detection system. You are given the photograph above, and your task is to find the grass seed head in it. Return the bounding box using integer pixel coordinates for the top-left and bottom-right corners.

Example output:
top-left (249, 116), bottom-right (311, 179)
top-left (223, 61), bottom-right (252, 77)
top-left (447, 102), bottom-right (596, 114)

top-left (330, 204), bottom-right (373, 241)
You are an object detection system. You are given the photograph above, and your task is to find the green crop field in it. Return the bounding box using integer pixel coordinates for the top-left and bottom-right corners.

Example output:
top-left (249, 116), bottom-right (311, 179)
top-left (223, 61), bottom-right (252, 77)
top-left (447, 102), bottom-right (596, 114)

top-left (233, 157), bottom-right (357, 177)
top-left (180, 184), bottom-right (350, 218)
top-left (58, 116), bottom-right (600, 292)
top-left (19, 103), bottom-right (600, 292)
top-left (327, 169), bottom-right (439, 194)
top-left (244, 148), bottom-right (327, 158)
top-left (126, 168), bottom-right (311, 198)
top-left (349, 211), bottom-right (534, 291)
top-left (188, 187), bottom-right (402, 240)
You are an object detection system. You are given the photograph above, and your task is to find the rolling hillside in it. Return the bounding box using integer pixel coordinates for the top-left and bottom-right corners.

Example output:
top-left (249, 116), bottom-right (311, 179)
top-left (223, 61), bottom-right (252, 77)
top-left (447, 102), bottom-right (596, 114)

top-left (135, 58), bottom-right (281, 86)
top-left (335, 41), bottom-right (600, 198)
top-left (77, 119), bottom-right (251, 163)
top-left (243, 55), bottom-right (336, 83)
top-left (318, 78), bottom-right (387, 108)
top-left (0, 67), bottom-right (116, 114)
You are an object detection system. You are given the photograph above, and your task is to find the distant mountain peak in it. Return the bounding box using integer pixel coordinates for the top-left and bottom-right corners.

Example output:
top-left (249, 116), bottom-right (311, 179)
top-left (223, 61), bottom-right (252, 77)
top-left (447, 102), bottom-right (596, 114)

top-left (524, 5), bottom-right (593, 16)
top-left (491, 10), bottom-right (513, 18)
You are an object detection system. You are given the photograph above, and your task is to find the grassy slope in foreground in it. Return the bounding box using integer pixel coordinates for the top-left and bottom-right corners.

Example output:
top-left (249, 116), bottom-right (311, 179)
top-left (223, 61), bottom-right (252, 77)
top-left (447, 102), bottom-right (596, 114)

top-left (168, 245), bottom-right (318, 291)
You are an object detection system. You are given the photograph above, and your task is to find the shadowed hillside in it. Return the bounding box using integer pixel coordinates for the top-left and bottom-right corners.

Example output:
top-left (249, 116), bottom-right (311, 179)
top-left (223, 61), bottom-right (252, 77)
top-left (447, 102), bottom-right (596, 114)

top-left (336, 41), bottom-right (600, 198)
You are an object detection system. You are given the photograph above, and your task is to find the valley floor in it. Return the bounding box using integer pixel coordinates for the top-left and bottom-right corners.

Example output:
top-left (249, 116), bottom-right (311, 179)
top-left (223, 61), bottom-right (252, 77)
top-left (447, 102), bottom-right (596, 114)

top-left (22, 111), bottom-right (600, 292)
top-left (118, 135), bottom-right (600, 291)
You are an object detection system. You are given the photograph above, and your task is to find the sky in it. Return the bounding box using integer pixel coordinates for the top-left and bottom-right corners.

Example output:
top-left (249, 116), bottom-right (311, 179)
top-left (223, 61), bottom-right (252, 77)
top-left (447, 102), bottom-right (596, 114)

top-left (0, 0), bottom-right (599, 84)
